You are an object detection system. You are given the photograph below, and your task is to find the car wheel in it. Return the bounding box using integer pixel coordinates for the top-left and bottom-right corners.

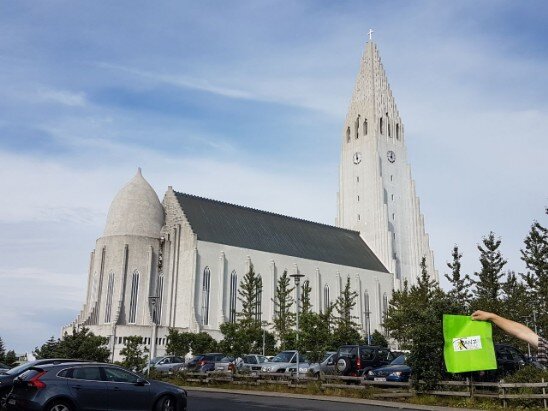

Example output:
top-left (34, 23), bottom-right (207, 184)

top-left (46, 401), bottom-right (74, 411)
top-left (155, 395), bottom-right (175, 411)
top-left (336, 357), bottom-right (352, 376)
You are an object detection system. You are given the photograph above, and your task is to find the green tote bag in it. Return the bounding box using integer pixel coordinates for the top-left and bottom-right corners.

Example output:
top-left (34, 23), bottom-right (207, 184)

top-left (443, 314), bottom-right (497, 373)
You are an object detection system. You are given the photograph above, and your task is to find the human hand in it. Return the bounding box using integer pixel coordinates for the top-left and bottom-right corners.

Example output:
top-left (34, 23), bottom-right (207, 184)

top-left (471, 310), bottom-right (495, 321)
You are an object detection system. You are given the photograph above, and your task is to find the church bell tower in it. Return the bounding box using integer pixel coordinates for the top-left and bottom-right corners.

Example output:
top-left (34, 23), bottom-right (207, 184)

top-left (337, 38), bottom-right (437, 288)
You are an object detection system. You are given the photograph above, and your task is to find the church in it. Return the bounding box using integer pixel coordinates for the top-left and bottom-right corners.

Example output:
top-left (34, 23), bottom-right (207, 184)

top-left (63, 39), bottom-right (436, 362)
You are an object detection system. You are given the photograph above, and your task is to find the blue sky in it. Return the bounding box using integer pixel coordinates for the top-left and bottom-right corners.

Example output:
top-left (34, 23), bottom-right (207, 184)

top-left (0, 0), bottom-right (547, 354)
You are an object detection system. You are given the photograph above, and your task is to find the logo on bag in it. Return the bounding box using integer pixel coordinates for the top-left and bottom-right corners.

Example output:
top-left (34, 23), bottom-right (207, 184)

top-left (452, 336), bottom-right (482, 352)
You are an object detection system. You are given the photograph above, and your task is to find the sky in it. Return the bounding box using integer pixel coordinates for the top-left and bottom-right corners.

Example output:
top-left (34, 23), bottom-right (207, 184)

top-left (0, 0), bottom-right (546, 354)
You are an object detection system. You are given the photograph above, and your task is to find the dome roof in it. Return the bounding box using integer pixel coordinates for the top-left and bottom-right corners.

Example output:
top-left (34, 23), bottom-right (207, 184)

top-left (103, 168), bottom-right (164, 238)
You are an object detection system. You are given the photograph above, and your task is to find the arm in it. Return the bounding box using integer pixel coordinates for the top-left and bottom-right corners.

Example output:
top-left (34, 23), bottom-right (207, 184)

top-left (471, 310), bottom-right (539, 348)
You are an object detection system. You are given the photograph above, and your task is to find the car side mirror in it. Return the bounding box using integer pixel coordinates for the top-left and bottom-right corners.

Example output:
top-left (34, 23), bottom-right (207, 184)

top-left (135, 378), bottom-right (147, 386)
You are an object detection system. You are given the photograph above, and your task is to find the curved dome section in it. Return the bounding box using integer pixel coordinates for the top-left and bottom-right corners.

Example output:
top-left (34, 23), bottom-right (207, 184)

top-left (103, 168), bottom-right (164, 238)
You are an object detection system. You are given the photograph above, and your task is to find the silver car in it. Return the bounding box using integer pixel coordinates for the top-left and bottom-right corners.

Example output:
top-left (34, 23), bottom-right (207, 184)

top-left (144, 355), bottom-right (185, 374)
top-left (261, 350), bottom-right (307, 373)
top-left (286, 351), bottom-right (336, 376)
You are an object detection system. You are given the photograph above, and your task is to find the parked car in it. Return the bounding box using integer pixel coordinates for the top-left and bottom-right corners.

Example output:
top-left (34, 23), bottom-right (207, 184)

top-left (261, 351), bottom-right (307, 373)
top-left (239, 354), bottom-right (269, 372)
top-left (143, 356), bottom-right (185, 374)
top-left (0, 359), bottom-right (88, 408)
top-left (213, 356), bottom-right (236, 373)
top-left (334, 345), bottom-right (395, 376)
top-left (185, 353), bottom-right (226, 373)
top-left (0, 363), bottom-right (10, 373)
top-left (286, 352), bottom-right (337, 377)
top-left (5, 362), bottom-right (187, 411)
top-left (473, 344), bottom-right (542, 381)
top-left (366, 354), bottom-right (411, 382)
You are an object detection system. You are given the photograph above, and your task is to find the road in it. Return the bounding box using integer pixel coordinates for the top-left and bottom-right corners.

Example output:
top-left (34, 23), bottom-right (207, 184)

top-left (187, 390), bottom-right (410, 410)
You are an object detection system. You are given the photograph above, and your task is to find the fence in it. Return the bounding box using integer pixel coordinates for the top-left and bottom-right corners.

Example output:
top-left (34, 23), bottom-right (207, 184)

top-left (174, 371), bottom-right (548, 409)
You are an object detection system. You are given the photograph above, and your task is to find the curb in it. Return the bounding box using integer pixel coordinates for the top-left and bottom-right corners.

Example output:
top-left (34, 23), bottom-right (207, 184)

top-left (186, 386), bottom-right (481, 411)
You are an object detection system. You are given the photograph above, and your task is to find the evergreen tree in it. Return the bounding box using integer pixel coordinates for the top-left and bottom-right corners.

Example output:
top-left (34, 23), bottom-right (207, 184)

top-left (520, 220), bottom-right (547, 334)
top-left (298, 303), bottom-right (335, 363)
top-left (34, 328), bottom-right (109, 362)
top-left (0, 337), bottom-right (6, 363)
top-left (370, 330), bottom-right (388, 347)
top-left (34, 336), bottom-right (61, 359)
top-left (237, 263), bottom-right (262, 327)
top-left (301, 280), bottom-right (312, 314)
top-left (332, 277), bottom-right (361, 347)
top-left (383, 280), bottom-right (412, 349)
top-left (165, 329), bottom-right (194, 357)
top-left (120, 336), bottom-right (148, 371)
top-left (191, 332), bottom-right (218, 354)
top-left (501, 271), bottom-right (532, 349)
top-left (471, 232), bottom-right (507, 314)
top-left (272, 270), bottom-right (295, 350)
top-left (444, 245), bottom-right (472, 312)
top-left (5, 350), bottom-right (16, 366)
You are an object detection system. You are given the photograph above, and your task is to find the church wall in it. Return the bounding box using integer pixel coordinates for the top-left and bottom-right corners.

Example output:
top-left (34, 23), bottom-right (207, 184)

top-left (192, 240), bottom-right (394, 340)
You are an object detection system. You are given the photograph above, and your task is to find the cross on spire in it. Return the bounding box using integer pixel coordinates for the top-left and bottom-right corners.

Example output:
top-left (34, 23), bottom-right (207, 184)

top-left (368, 28), bottom-right (374, 41)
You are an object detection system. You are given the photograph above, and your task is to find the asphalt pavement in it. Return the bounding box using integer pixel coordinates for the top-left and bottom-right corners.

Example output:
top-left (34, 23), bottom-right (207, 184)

top-left (187, 390), bottom-right (411, 411)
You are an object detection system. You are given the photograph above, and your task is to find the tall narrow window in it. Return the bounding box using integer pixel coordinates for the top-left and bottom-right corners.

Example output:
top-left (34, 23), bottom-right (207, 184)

top-left (255, 275), bottom-right (262, 322)
top-left (128, 271), bottom-right (139, 324)
top-left (396, 124), bottom-right (400, 140)
top-left (324, 284), bottom-right (330, 311)
top-left (104, 272), bottom-right (114, 323)
top-left (364, 291), bottom-right (370, 337)
top-left (363, 119), bottom-right (368, 136)
top-left (346, 127), bottom-right (351, 142)
top-left (355, 115), bottom-right (360, 139)
top-left (379, 117), bottom-right (383, 134)
top-left (201, 267), bottom-right (211, 325)
top-left (383, 292), bottom-right (389, 336)
top-left (156, 273), bottom-right (164, 323)
top-left (229, 271), bottom-right (237, 323)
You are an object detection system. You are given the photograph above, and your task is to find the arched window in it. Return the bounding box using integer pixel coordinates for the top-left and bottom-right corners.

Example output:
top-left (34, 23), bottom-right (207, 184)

top-left (346, 127), bottom-right (351, 143)
top-left (156, 273), bottom-right (165, 323)
top-left (201, 267), bottom-right (211, 325)
top-left (104, 272), bottom-right (114, 323)
top-left (363, 119), bottom-right (368, 136)
top-left (355, 115), bottom-right (360, 139)
top-left (396, 124), bottom-right (400, 140)
top-left (387, 113), bottom-right (391, 137)
top-left (229, 271), bottom-right (237, 323)
top-left (379, 117), bottom-right (383, 135)
top-left (324, 284), bottom-right (330, 311)
top-left (128, 271), bottom-right (139, 324)
top-left (255, 275), bottom-right (263, 322)
top-left (364, 291), bottom-right (371, 339)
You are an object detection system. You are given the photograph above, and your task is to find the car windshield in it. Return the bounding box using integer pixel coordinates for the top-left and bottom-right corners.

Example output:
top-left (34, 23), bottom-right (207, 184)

top-left (391, 355), bottom-right (406, 365)
top-left (150, 357), bottom-right (163, 364)
top-left (322, 353), bottom-right (334, 362)
top-left (257, 356), bottom-right (268, 363)
top-left (5, 362), bottom-right (35, 376)
top-left (271, 352), bottom-right (295, 362)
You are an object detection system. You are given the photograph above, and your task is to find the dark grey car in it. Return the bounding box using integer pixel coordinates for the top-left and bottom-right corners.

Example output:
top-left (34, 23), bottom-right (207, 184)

top-left (6, 362), bottom-right (187, 411)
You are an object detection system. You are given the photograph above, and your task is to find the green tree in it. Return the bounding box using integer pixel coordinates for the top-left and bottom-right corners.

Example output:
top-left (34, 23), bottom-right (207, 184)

top-left (191, 332), bottom-right (218, 354)
top-left (34, 328), bottom-right (110, 362)
top-left (120, 336), bottom-right (148, 371)
top-left (165, 329), bottom-right (194, 357)
top-left (471, 232), bottom-right (507, 314)
top-left (520, 220), bottom-right (547, 334)
top-left (237, 263), bottom-right (262, 327)
top-left (219, 322), bottom-right (275, 357)
top-left (501, 272), bottom-right (533, 349)
top-left (370, 330), bottom-right (388, 347)
top-left (5, 350), bottom-right (16, 366)
top-left (298, 304), bottom-right (335, 363)
top-left (445, 245), bottom-right (472, 312)
top-left (301, 280), bottom-right (312, 314)
top-left (34, 336), bottom-right (60, 359)
top-left (384, 280), bottom-right (412, 349)
top-left (272, 270), bottom-right (295, 350)
top-left (332, 277), bottom-right (361, 347)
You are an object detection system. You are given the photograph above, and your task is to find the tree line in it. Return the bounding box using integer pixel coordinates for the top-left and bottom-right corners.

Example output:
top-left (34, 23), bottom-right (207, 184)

top-left (384, 216), bottom-right (547, 388)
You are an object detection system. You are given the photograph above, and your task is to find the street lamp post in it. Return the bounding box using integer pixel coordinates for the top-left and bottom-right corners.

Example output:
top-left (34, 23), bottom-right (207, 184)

top-left (290, 273), bottom-right (305, 381)
top-left (148, 295), bottom-right (160, 376)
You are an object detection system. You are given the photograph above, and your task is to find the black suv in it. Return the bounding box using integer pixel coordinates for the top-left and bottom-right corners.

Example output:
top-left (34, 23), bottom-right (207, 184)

top-left (334, 345), bottom-right (395, 376)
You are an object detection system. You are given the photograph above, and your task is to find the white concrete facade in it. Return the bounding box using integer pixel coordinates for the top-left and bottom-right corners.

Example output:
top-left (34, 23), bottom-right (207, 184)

top-left (337, 41), bottom-right (437, 288)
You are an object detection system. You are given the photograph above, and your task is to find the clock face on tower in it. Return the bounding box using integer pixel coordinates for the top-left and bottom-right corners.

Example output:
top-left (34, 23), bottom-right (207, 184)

top-left (387, 150), bottom-right (396, 163)
top-left (353, 152), bottom-right (362, 165)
